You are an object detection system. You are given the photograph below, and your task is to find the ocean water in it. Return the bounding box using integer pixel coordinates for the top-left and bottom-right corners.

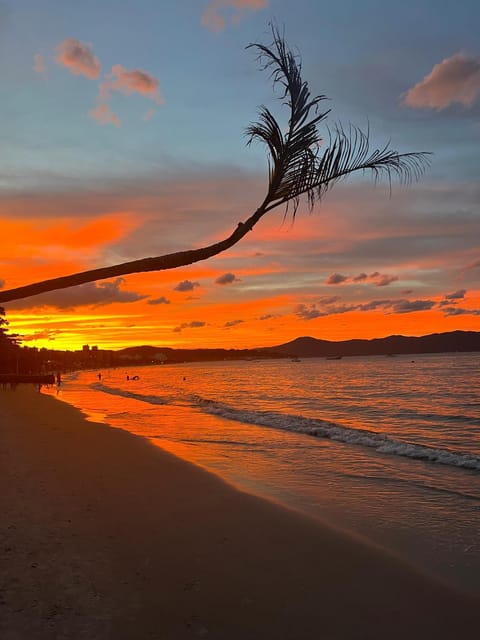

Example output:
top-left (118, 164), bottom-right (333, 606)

top-left (46, 352), bottom-right (480, 595)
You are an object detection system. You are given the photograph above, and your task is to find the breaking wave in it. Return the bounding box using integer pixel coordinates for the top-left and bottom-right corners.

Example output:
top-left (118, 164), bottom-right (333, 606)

top-left (95, 383), bottom-right (480, 472)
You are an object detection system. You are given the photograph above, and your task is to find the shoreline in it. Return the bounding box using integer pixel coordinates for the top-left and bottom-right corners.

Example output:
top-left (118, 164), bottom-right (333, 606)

top-left (1, 386), bottom-right (478, 639)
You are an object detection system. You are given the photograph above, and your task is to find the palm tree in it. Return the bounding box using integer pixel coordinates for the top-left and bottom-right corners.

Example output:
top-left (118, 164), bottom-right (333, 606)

top-left (0, 26), bottom-right (429, 304)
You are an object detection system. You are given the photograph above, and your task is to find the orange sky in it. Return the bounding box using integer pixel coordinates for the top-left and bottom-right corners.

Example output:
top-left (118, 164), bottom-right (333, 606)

top-left (2, 177), bottom-right (479, 351)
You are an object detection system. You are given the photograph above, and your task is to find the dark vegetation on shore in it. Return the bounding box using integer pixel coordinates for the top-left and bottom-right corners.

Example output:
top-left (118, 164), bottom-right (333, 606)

top-left (1, 326), bottom-right (478, 376)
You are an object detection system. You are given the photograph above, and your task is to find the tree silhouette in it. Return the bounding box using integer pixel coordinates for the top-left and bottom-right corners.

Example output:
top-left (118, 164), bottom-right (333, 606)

top-left (0, 306), bottom-right (20, 371)
top-left (0, 26), bottom-right (429, 304)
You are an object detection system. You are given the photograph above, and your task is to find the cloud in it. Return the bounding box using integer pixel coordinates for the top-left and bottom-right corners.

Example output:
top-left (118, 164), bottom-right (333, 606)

top-left (326, 273), bottom-right (348, 285)
top-left (294, 304), bottom-right (324, 320)
top-left (215, 272), bottom-right (239, 285)
top-left (20, 329), bottom-right (60, 342)
top-left (374, 274), bottom-right (398, 287)
top-left (91, 64), bottom-right (163, 127)
top-left (147, 296), bottom-right (170, 305)
top-left (143, 108), bottom-right (156, 122)
top-left (293, 295), bottom-right (439, 320)
top-left (390, 299), bottom-right (436, 314)
top-left (352, 272), bottom-right (368, 282)
top-left (5, 278), bottom-right (146, 310)
top-left (55, 38), bottom-right (101, 80)
top-left (357, 299), bottom-right (392, 311)
top-left (54, 38), bottom-right (163, 126)
top-left (33, 53), bottom-right (45, 74)
top-left (224, 319), bottom-right (244, 328)
top-left (438, 289), bottom-right (467, 308)
top-left (202, 0), bottom-right (268, 32)
top-left (445, 289), bottom-right (467, 300)
top-left (99, 64), bottom-right (164, 104)
top-left (442, 306), bottom-right (480, 317)
top-left (174, 280), bottom-right (200, 292)
top-left (403, 52), bottom-right (480, 110)
top-left (89, 103), bottom-right (121, 126)
top-left (318, 296), bottom-right (341, 305)
top-left (326, 271), bottom-right (398, 286)
top-left (173, 320), bottom-right (206, 333)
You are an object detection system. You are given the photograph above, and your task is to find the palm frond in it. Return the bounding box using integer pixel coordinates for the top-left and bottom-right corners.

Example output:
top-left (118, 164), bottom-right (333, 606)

top-left (247, 24), bottom-right (431, 220)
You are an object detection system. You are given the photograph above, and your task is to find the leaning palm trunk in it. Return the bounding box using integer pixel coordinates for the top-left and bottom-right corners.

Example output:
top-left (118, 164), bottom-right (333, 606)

top-left (0, 27), bottom-right (430, 304)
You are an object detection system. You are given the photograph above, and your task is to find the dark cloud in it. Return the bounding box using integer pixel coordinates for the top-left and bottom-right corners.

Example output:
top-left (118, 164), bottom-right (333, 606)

top-left (438, 289), bottom-right (467, 308)
top-left (147, 296), bottom-right (170, 305)
top-left (328, 271), bottom-right (398, 287)
top-left (295, 300), bottom-right (360, 320)
top-left (259, 314), bottom-right (277, 320)
top-left (445, 289), bottom-right (467, 300)
top-left (352, 273), bottom-right (368, 282)
top-left (441, 306), bottom-right (480, 317)
top-left (375, 274), bottom-right (398, 287)
top-left (215, 273), bottom-right (239, 285)
top-left (390, 299), bottom-right (436, 314)
top-left (224, 319), bottom-right (244, 328)
top-left (4, 278), bottom-right (147, 310)
top-left (294, 304), bottom-right (324, 320)
top-left (357, 299), bottom-right (393, 311)
top-left (20, 329), bottom-right (60, 342)
top-left (294, 296), bottom-right (438, 319)
top-left (317, 296), bottom-right (340, 305)
top-left (174, 280), bottom-right (200, 292)
top-left (326, 273), bottom-right (348, 285)
top-left (173, 320), bottom-right (206, 333)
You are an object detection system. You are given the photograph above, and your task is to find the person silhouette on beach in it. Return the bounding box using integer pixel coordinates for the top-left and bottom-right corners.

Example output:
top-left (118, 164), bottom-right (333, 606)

top-left (98, 372), bottom-right (102, 381)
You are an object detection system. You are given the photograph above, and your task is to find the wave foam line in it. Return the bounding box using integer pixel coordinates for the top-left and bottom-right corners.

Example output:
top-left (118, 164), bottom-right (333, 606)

top-left (192, 396), bottom-right (480, 472)
top-left (93, 385), bottom-right (480, 472)
top-left (93, 383), bottom-right (169, 405)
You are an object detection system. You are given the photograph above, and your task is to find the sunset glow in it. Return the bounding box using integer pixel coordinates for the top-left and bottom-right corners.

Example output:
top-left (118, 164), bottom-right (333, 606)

top-left (1, 1), bottom-right (479, 351)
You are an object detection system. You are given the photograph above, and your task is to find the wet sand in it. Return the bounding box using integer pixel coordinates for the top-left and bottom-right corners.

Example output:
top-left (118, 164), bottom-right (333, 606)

top-left (1, 386), bottom-right (478, 639)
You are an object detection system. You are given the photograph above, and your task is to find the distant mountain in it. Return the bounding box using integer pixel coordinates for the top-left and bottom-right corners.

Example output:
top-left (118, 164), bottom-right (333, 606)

top-left (112, 331), bottom-right (480, 365)
top-left (265, 330), bottom-right (480, 358)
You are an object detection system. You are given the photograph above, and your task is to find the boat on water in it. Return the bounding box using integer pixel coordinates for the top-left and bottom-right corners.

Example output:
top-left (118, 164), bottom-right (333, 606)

top-left (325, 355), bottom-right (342, 360)
top-left (290, 357), bottom-right (301, 362)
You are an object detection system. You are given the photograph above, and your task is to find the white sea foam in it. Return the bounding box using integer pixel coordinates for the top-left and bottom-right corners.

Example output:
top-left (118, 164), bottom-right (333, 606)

top-left (95, 383), bottom-right (480, 471)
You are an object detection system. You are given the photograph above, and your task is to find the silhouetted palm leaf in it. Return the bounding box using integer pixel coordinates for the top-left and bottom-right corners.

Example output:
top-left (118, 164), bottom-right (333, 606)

top-left (246, 25), bottom-right (430, 219)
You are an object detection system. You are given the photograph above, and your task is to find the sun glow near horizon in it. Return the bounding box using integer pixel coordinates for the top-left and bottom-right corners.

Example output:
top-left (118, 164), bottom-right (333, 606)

top-left (5, 288), bottom-right (480, 352)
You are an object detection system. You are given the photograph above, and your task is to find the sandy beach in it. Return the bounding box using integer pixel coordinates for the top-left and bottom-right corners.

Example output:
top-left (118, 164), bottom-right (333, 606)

top-left (1, 386), bottom-right (478, 639)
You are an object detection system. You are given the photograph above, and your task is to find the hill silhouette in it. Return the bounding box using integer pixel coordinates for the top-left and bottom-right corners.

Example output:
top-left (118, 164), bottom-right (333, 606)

top-left (263, 330), bottom-right (480, 358)
top-left (114, 330), bottom-right (480, 364)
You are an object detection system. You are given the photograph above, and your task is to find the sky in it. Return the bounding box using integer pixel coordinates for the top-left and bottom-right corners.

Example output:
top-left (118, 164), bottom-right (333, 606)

top-left (0, 0), bottom-right (479, 351)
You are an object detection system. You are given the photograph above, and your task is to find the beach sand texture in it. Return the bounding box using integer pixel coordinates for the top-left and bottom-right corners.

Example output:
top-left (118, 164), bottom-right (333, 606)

top-left (1, 386), bottom-right (478, 639)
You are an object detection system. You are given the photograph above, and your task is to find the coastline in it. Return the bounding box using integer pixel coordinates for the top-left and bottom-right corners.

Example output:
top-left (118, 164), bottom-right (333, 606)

top-left (1, 386), bottom-right (478, 639)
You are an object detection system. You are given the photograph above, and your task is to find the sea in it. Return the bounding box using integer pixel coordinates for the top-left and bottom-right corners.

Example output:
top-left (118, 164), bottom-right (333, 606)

top-left (45, 352), bottom-right (480, 596)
